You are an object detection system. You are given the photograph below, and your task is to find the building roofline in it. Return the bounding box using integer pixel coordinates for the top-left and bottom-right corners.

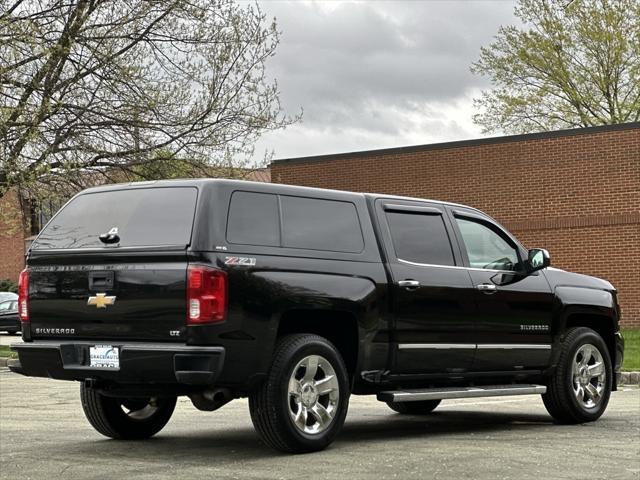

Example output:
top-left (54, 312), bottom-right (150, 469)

top-left (271, 121), bottom-right (640, 166)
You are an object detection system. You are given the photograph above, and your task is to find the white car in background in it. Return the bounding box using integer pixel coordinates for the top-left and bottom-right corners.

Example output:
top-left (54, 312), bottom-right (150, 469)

top-left (0, 292), bottom-right (18, 303)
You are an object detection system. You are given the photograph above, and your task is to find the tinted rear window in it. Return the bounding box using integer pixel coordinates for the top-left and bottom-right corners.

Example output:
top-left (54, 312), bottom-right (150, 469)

top-left (32, 187), bottom-right (197, 250)
top-left (281, 196), bottom-right (364, 253)
top-left (386, 211), bottom-right (455, 266)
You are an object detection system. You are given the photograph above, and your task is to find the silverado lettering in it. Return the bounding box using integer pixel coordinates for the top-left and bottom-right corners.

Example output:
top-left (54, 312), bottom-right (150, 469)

top-left (34, 328), bottom-right (76, 335)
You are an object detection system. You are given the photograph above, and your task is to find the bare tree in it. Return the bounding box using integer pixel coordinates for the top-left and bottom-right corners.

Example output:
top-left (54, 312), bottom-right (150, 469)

top-left (0, 0), bottom-right (297, 207)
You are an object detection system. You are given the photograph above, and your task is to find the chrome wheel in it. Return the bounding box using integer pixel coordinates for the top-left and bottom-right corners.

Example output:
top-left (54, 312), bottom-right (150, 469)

top-left (572, 344), bottom-right (606, 409)
top-left (120, 398), bottom-right (159, 421)
top-left (288, 355), bottom-right (340, 435)
top-left (249, 334), bottom-right (349, 452)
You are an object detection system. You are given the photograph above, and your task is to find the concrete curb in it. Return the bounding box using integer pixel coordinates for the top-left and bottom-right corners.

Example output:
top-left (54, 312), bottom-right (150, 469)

top-left (0, 357), bottom-right (9, 368)
top-left (620, 371), bottom-right (640, 385)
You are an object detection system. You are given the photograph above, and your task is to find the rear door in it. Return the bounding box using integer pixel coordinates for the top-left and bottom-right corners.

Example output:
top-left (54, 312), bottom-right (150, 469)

top-left (27, 186), bottom-right (198, 342)
top-left (375, 199), bottom-right (476, 375)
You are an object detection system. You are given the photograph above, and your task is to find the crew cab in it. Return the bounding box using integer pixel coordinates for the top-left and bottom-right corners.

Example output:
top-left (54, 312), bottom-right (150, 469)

top-left (10, 179), bottom-right (624, 452)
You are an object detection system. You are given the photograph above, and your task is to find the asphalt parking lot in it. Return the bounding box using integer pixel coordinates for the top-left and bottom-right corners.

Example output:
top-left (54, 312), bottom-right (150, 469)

top-left (1, 370), bottom-right (638, 480)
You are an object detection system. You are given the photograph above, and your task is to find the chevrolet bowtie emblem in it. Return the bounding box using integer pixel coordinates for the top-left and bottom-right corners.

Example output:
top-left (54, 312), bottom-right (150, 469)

top-left (87, 293), bottom-right (116, 308)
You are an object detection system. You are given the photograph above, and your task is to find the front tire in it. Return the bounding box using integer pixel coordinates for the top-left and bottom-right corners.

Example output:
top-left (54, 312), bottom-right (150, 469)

top-left (386, 399), bottom-right (441, 414)
top-left (80, 384), bottom-right (176, 439)
top-left (542, 327), bottom-right (612, 424)
top-left (249, 334), bottom-right (350, 453)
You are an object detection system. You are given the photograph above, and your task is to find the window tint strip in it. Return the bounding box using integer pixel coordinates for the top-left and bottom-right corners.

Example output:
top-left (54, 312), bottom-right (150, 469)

top-left (383, 204), bottom-right (443, 215)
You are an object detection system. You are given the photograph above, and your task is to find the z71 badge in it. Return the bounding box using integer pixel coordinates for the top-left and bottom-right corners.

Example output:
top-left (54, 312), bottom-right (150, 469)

top-left (224, 256), bottom-right (256, 266)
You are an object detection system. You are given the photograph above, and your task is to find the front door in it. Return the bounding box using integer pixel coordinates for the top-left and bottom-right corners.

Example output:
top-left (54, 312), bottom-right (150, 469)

top-left (447, 208), bottom-right (554, 371)
top-left (376, 200), bottom-right (476, 375)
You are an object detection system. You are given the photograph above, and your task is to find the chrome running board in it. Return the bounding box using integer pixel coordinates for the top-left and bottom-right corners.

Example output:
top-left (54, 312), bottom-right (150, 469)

top-left (378, 384), bottom-right (547, 402)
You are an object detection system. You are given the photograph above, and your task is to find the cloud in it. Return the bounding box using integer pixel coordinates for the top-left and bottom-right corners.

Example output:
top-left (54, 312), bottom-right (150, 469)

top-left (251, 0), bottom-right (517, 161)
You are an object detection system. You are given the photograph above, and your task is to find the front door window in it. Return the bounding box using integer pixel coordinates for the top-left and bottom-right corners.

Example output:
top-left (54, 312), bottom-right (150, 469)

top-left (455, 218), bottom-right (519, 271)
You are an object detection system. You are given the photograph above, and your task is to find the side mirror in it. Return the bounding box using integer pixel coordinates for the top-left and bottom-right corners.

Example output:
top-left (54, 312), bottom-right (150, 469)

top-left (526, 248), bottom-right (550, 273)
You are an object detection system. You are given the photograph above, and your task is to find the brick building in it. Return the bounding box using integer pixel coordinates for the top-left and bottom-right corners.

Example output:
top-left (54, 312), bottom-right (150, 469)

top-left (0, 189), bottom-right (28, 287)
top-left (271, 123), bottom-right (640, 328)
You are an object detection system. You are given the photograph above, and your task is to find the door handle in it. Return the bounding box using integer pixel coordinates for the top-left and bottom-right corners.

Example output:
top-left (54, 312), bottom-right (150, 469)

top-left (476, 283), bottom-right (497, 293)
top-left (398, 279), bottom-right (420, 290)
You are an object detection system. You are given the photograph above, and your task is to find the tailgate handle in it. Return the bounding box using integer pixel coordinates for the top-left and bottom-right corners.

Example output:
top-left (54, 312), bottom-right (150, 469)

top-left (89, 271), bottom-right (114, 290)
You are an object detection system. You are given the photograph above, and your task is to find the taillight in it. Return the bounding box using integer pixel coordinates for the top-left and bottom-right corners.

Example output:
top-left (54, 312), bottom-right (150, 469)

top-left (187, 265), bottom-right (227, 325)
top-left (18, 269), bottom-right (29, 322)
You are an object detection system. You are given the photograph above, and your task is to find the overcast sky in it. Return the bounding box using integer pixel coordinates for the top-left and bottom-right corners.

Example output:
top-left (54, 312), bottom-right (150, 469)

top-left (251, 0), bottom-right (518, 162)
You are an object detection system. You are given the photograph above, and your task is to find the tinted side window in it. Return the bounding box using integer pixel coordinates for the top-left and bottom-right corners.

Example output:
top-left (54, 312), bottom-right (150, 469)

top-left (281, 196), bottom-right (364, 253)
top-left (386, 211), bottom-right (455, 266)
top-left (455, 217), bottom-right (519, 271)
top-left (227, 191), bottom-right (280, 246)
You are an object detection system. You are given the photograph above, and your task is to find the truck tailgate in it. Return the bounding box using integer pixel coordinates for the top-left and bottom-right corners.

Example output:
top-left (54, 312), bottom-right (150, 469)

top-left (28, 252), bottom-right (188, 341)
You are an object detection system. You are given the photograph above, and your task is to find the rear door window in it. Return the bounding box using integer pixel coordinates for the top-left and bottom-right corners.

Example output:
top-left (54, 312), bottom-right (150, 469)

top-left (280, 196), bottom-right (364, 253)
top-left (386, 211), bottom-right (455, 266)
top-left (32, 187), bottom-right (197, 250)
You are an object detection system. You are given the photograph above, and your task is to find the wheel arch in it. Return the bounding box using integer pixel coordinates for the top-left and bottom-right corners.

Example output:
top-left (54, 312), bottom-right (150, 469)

top-left (564, 312), bottom-right (615, 357)
top-left (554, 309), bottom-right (618, 390)
top-left (277, 309), bottom-right (361, 384)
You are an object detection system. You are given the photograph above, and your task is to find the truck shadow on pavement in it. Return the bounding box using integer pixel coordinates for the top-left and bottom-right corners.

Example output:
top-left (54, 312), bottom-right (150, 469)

top-left (67, 410), bottom-right (555, 462)
top-left (340, 410), bottom-right (554, 441)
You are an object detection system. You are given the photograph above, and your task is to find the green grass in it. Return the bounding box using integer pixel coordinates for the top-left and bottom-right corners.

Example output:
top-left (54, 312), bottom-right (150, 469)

top-left (0, 345), bottom-right (18, 359)
top-left (622, 329), bottom-right (640, 372)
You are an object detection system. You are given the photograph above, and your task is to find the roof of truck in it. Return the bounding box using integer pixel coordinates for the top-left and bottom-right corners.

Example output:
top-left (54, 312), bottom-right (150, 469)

top-left (81, 178), bottom-right (471, 210)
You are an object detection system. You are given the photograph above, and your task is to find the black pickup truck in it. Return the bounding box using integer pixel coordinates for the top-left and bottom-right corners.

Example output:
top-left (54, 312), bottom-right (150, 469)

top-left (11, 179), bottom-right (624, 453)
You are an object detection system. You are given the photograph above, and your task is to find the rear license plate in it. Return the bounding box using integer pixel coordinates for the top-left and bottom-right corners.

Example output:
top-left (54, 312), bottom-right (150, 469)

top-left (89, 345), bottom-right (120, 369)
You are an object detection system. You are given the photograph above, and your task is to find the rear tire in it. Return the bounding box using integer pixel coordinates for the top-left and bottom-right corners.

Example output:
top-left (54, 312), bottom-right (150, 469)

top-left (80, 384), bottom-right (176, 439)
top-left (542, 327), bottom-right (612, 424)
top-left (249, 334), bottom-right (350, 453)
top-left (386, 399), bottom-right (441, 414)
